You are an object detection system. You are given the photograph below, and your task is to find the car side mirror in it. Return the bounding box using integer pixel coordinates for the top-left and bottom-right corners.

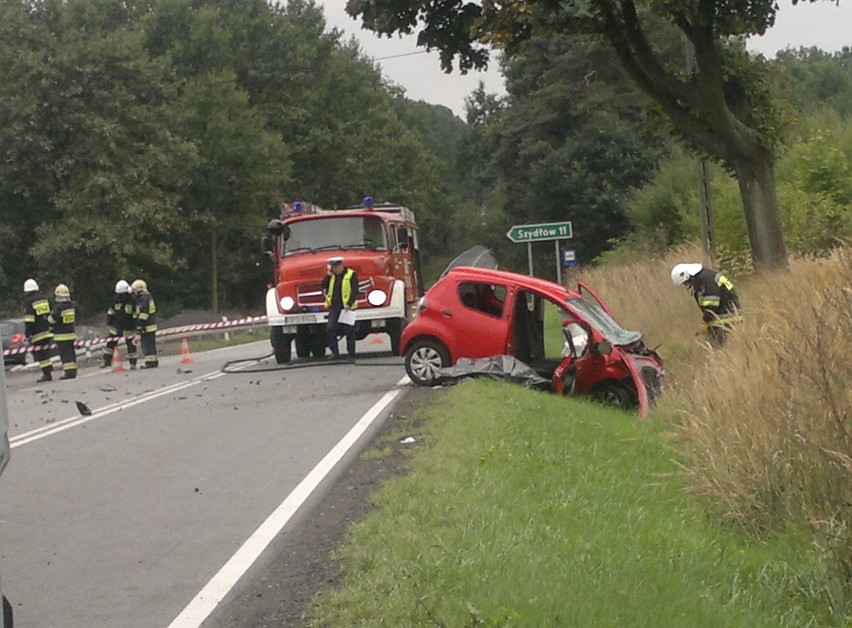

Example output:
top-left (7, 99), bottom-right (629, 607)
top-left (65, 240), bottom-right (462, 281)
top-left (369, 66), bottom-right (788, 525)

top-left (261, 235), bottom-right (274, 255)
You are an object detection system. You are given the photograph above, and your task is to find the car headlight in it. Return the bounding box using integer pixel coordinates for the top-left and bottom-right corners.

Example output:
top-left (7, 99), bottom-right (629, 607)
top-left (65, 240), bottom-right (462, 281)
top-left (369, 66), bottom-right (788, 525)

top-left (279, 296), bottom-right (295, 311)
top-left (367, 289), bottom-right (386, 306)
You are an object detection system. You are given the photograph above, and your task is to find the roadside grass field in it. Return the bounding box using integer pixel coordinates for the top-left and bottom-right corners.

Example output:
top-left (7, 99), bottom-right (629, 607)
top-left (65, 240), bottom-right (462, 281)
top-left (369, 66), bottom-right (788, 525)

top-left (311, 380), bottom-right (830, 626)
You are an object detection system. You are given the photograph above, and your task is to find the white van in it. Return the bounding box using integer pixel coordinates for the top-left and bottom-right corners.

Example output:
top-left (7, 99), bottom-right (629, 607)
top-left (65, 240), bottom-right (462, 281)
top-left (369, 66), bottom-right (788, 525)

top-left (0, 366), bottom-right (13, 627)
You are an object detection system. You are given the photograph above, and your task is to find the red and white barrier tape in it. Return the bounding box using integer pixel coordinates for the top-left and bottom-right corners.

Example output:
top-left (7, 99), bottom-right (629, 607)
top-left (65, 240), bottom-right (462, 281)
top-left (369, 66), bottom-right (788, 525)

top-left (3, 315), bottom-right (268, 357)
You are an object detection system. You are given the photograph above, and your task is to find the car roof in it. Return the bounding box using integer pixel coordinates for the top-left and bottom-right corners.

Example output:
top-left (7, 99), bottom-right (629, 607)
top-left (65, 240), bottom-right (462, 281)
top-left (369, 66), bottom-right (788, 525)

top-left (440, 267), bottom-right (582, 299)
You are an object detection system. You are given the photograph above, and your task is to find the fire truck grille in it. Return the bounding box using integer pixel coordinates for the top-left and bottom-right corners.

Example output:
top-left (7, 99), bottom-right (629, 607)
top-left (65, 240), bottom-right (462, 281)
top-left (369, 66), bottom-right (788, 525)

top-left (297, 278), bottom-right (375, 307)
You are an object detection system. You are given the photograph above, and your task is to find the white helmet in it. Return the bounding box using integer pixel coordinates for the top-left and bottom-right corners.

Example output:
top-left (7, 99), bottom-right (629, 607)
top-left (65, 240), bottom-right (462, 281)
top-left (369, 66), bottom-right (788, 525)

top-left (671, 263), bottom-right (703, 286)
top-left (131, 279), bottom-right (147, 293)
top-left (115, 279), bottom-right (131, 294)
top-left (55, 284), bottom-right (71, 299)
top-left (23, 278), bottom-right (39, 293)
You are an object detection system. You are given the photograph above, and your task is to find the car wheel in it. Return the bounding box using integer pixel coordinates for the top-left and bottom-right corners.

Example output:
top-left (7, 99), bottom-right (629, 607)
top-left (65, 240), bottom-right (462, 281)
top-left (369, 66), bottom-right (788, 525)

top-left (3, 594), bottom-right (12, 627)
top-left (270, 326), bottom-right (292, 364)
top-left (294, 329), bottom-right (311, 358)
top-left (387, 318), bottom-right (404, 356)
top-left (590, 380), bottom-right (637, 411)
top-left (404, 339), bottom-right (450, 386)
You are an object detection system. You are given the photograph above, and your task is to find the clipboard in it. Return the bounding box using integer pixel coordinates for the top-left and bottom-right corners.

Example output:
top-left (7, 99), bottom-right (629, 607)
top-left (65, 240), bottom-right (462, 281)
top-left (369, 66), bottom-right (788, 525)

top-left (338, 309), bottom-right (356, 326)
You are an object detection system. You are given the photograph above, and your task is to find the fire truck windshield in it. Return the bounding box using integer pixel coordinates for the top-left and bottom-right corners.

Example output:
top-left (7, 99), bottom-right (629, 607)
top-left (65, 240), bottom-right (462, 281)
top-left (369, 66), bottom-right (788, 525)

top-left (284, 216), bottom-right (388, 255)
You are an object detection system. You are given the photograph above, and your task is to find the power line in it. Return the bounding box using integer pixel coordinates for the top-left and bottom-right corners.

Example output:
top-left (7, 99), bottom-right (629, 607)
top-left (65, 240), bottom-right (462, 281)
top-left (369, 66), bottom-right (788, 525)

top-left (373, 50), bottom-right (429, 61)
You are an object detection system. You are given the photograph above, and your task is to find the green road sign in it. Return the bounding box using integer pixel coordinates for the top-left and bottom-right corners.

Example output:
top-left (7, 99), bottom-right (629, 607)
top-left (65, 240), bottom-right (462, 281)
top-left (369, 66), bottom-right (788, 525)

top-left (506, 221), bottom-right (573, 243)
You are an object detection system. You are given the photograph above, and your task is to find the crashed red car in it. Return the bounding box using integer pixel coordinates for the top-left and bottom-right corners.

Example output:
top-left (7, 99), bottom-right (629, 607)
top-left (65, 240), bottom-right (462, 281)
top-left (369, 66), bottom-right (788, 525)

top-left (400, 267), bottom-right (663, 416)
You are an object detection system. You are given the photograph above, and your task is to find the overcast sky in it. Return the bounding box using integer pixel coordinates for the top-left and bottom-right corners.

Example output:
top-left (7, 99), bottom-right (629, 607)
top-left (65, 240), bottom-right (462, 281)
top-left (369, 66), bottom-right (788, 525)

top-left (319, 0), bottom-right (852, 118)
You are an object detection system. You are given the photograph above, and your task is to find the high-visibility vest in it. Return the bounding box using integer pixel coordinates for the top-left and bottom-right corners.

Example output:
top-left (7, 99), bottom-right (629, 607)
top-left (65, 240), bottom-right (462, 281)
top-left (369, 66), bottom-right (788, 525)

top-left (325, 269), bottom-right (358, 309)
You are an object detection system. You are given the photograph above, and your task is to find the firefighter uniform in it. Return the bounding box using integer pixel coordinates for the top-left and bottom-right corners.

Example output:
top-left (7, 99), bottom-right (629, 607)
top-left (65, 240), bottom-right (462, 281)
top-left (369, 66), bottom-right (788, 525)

top-left (132, 279), bottom-right (158, 368)
top-left (103, 280), bottom-right (138, 368)
top-left (49, 284), bottom-right (77, 379)
top-left (672, 264), bottom-right (741, 346)
top-left (23, 278), bottom-right (54, 382)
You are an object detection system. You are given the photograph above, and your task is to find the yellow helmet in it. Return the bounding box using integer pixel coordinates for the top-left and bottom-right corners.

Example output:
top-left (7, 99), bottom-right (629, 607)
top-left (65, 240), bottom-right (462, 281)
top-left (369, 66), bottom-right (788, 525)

top-left (54, 284), bottom-right (71, 299)
top-left (131, 279), bottom-right (147, 293)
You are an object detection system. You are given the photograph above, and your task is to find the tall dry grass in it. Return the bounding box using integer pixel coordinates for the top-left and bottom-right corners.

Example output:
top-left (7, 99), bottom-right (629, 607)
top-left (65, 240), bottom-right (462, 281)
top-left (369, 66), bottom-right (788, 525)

top-left (572, 244), bottom-right (852, 605)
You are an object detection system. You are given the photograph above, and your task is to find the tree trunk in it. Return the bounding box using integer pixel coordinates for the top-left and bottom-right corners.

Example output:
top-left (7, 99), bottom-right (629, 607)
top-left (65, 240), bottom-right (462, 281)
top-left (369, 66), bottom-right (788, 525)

top-left (732, 153), bottom-right (788, 271)
top-left (211, 229), bottom-right (219, 314)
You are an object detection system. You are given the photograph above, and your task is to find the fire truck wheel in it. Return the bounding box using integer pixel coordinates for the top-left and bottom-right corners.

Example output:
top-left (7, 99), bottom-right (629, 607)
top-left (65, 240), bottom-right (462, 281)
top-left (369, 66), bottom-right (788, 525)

top-left (387, 318), bottom-right (404, 356)
top-left (590, 379), bottom-right (637, 411)
top-left (310, 334), bottom-right (327, 357)
top-left (270, 326), bottom-right (292, 364)
top-left (404, 339), bottom-right (449, 386)
top-left (295, 331), bottom-right (311, 358)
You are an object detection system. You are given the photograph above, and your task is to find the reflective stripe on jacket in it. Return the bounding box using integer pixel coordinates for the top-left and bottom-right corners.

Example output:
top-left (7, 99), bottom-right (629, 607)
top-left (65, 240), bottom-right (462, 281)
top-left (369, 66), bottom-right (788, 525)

top-left (49, 301), bottom-right (77, 341)
top-left (24, 294), bottom-right (53, 342)
top-left (692, 268), bottom-right (741, 327)
top-left (324, 269), bottom-right (359, 310)
top-left (136, 291), bottom-right (158, 332)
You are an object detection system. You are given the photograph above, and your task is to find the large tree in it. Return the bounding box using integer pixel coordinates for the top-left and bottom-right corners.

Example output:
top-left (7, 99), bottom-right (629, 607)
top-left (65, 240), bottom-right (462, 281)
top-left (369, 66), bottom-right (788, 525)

top-left (344, 0), bottom-right (825, 270)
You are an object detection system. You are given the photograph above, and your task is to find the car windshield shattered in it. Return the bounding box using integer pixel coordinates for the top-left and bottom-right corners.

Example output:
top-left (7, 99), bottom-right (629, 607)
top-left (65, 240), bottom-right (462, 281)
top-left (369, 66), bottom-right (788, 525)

top-left (284, 216), bottom-right (388, 255)
top-left (565, 297), bottom-right (643, 346)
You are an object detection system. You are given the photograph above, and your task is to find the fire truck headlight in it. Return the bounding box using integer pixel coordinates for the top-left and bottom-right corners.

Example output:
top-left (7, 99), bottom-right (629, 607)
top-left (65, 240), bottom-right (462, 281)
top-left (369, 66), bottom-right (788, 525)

top-left (280, 296), bottom-right (295, 311)
top-left (417, 296), bottom-right (427, 311)
top-left (367, 289), bottom-right (386, 306)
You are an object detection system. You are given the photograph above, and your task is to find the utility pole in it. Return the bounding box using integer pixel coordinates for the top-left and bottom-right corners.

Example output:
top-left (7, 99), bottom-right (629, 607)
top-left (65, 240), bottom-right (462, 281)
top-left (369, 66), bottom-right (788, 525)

top-left (685, 42), bottom-right (715, 263)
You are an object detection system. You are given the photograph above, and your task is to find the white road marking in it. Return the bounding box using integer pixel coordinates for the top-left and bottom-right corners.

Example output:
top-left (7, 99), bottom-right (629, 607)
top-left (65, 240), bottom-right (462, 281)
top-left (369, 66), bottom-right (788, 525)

top-left (10, 369), bottom-right (228, 448)
top-left (167, 376), bottom-right (411, 628)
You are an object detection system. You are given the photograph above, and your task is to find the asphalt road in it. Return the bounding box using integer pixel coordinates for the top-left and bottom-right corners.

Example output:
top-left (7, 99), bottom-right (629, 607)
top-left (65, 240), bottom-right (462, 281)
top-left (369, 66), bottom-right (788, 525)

top-left (0, 336), bottom-right (409, 627)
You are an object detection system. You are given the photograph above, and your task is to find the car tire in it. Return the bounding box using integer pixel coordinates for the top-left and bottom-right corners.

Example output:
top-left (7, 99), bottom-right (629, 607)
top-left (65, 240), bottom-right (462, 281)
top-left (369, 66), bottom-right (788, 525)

top-left (294, 330), bottom-right (311, 359)
top-left (404, 339), bottom-right (450, 386)
top-left (310, 332), bottom-right (327, 358)
top-left (590, 379), bottom-right (637, 411)
top-left (270, 326), bottom-right (292, 364)
top-left (387, 318), bottom-right (404, 356)
top-left (3, 594), bottom-right (12, 627)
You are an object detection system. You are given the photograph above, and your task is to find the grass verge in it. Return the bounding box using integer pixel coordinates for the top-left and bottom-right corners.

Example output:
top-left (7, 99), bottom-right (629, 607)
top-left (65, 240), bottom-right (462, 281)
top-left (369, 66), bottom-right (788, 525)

top-left (311, 380), bottom-right (834, 626)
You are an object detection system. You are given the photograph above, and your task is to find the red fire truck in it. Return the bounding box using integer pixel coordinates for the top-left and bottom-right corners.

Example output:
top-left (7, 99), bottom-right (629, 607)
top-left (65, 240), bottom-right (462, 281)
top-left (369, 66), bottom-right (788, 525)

top-left (262, 199), bottom-right (424, 363)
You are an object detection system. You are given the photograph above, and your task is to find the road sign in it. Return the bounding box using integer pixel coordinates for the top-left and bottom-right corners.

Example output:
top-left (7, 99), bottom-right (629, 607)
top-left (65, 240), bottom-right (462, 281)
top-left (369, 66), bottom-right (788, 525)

top-left (563, 249), bottom-right (577, 267)
top-left (506, 221), bottom-right (573, 243)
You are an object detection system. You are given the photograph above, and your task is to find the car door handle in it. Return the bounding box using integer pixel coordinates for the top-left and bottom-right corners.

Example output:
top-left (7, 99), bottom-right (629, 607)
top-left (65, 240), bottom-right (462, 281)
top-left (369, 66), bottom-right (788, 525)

top-left (442, 309), bottom-right (452, 317)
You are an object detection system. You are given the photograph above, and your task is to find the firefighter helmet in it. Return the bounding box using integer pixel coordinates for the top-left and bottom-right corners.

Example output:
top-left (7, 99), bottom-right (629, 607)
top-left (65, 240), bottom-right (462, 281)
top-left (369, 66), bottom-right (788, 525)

top-left (671, 263), bottom-right (703, 286)
top-left (131, 279), bottom-right (147, 293)
top-left (23, 278), bottom-right (39, 293)
top-left (55, 284), bottom-right (71, 299)
top-left (115, 280), bottom-right (131, 294)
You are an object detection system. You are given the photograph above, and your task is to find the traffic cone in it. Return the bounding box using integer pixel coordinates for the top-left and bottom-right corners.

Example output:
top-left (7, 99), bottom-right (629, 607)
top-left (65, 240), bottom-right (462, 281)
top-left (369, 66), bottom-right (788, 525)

top-left (112, 345), bottom-right (126, 372)
top-left (371, 334), bottom-right (383, 345)
top-left (180, 338), bottom-right (194, 364)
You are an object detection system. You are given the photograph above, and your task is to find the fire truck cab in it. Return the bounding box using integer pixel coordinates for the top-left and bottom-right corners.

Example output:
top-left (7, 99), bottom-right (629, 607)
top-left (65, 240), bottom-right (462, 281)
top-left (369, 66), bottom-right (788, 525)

top-left (262, 199), bottom-right (423, 363)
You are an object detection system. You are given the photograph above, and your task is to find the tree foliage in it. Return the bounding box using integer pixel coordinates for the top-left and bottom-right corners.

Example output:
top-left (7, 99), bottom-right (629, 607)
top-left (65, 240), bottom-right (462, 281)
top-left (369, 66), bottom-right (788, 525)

top-left (346, 0), bottom-right (842, 270)
top-left (0, 0), bottom-right (451, 316)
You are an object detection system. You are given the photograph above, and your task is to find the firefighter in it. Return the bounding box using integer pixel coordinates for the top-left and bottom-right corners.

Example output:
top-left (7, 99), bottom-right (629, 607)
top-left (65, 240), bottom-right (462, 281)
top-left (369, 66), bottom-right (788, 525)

top-left (49, 284), bottom-right (77, 379)
top-left (103, 280), bottom-right (138, 369)
top-left (322, 257), bottom-right (359, 362)
top-left (23, 278), bottom-right (54, 382)
top-left (132, 279), bottom-right (158, 369)
top-left (671, 262), bottom-right (742, 346)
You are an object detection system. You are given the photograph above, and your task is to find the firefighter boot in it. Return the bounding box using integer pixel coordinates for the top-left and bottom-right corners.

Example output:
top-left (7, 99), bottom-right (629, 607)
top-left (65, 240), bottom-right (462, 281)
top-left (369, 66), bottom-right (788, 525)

top-left (60, 369), bottom-right (77, 380)
top-left (37, 367), bottom-right (53, 383)
top-left (100, 356), bottom-right (111, 369)
top-left (129, 358), bottom-right (137, 370)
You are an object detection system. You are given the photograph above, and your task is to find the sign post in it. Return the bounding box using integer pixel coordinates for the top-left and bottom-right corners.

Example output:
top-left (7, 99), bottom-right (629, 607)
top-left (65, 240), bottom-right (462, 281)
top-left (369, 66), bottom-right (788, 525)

top-left (506, 221), bottom-right (573, 279)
